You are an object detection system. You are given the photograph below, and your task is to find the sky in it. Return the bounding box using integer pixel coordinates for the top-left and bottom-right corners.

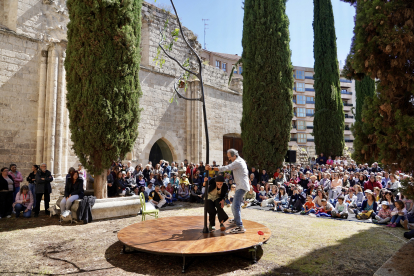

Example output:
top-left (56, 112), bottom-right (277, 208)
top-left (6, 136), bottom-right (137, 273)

top-left (152, 0), bottom-right (356, 68)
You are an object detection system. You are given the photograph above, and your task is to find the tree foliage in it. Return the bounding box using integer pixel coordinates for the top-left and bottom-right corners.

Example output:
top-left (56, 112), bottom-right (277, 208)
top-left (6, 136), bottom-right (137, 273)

top-left (341, 0), bottom-right (414, 171)
top-left (313, 0), bottom-right (344, 157)
top-left (65, 0), bottom-right (143, 176)
top-left (351, 75), bottom-right (376, 163)
top-left (240, 0), bottom-right (293, 171)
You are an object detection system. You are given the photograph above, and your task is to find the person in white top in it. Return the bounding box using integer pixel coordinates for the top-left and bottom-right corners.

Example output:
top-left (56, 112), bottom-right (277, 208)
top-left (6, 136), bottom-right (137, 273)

top-left (206, 149), bottom-right (249, 234)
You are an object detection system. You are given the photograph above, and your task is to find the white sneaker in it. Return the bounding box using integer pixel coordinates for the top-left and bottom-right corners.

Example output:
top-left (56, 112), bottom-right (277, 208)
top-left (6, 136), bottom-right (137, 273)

top-left (6, 215), bottom-right (11, 218)
top-left (231, 226), bottom-right (246, 234)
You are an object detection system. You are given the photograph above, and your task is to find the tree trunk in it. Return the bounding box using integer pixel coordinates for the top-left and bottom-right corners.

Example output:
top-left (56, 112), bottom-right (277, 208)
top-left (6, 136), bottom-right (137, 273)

top-left (94, 171), bottom-right (107, 199)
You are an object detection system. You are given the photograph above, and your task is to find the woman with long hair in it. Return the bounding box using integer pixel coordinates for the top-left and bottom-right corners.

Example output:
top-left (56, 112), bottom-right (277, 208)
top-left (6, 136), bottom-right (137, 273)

top-left (60, 171), bottom-right (84, 213)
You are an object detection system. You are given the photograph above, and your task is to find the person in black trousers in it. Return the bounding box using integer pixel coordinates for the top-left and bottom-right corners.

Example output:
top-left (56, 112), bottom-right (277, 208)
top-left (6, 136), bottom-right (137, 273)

top-left (34, 163), bottom-right (53, 217)
top-left (206, 175), bottom-right (229, 232)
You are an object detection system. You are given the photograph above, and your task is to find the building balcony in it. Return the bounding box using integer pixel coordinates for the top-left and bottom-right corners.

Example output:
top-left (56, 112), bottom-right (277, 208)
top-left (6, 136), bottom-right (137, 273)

top-left (345, 117), bottom-right (354, 123)
top-left (345, 139), bottom-right (354, 143)
top-left (307, 139), bottom-right (315, 142)
top-left (291, 138), bottom-right (297, 142)
top-left (305, 88), bottom-right (315, 92)
top-left (306, 101), bottom-right (315, 104)
top-left (340, 79), bottom-right (352, 83)
top-left (307, 126), bottom-right (314, 129)
top-left (343, 103), bottom-right (353, 107)
top-left (341, 90), bottom-right (353, 95)
top-left (306, 113), bottom-right (314, 117)
top-left (341, 93), bottom-right (352, 100)
top-left (305, 76), bottom-right (314, 80)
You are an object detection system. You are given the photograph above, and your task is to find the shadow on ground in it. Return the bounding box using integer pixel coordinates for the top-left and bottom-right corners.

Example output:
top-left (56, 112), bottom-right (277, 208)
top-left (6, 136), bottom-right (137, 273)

top-left (104, 241), bottom-right (261, 275)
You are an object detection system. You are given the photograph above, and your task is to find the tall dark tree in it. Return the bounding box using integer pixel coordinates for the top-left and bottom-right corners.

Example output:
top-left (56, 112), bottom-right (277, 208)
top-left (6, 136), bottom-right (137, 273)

top-left (351, 75), bottom-right (376, 163)
top-left (313, 0), bottom-right (345, 157)
top-left (240, 0), bottom-right (293, 172)
top-left (65, 0), bottom-right (143, 198)
top-left (341, 0), bottom-right (414, 171)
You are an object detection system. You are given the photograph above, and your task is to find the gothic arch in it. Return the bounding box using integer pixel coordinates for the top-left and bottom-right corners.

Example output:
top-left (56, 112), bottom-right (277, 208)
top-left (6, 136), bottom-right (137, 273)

top-left (138, 131), bottom-right (184, 164)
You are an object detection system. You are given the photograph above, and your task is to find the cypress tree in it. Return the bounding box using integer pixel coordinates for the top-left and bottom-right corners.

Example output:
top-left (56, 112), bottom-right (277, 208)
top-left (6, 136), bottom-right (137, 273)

top-left (313, 0), bottom-right (344, 157)
top-left (65, 0), bottom-right (142, 198)
top-left (240, 0), bottom-right (293, 172)
top-left (340, 0), bottom-right (414, 171)
top-left (351, 75), bottom-right (376, 163)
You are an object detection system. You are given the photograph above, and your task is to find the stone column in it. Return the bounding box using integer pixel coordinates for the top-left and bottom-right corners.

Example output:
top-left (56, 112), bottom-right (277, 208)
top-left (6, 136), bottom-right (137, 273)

top-left (44, 45), bottom-right (59, 174)
top-left (54, 47), bottom-right (66, 179)
top-left (35, 50), bottom-right (48, 164)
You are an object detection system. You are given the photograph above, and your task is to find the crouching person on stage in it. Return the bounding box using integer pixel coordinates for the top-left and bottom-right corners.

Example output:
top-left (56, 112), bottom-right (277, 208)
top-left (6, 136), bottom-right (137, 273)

top-left (206, 175), bottom-right (229, 232)
top-left (149, 184), bottom-right (166, 209)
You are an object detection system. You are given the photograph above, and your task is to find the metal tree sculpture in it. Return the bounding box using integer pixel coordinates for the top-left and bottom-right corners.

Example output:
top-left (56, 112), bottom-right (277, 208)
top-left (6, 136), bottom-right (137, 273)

top-left (155, 0), bottom-right (210, 233)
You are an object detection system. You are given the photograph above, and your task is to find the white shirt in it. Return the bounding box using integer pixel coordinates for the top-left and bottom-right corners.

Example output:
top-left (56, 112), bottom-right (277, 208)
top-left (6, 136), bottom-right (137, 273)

top-left (145, 186), bottom-right (154, 195)
top-left (218, 156), bottom-right (250, 192)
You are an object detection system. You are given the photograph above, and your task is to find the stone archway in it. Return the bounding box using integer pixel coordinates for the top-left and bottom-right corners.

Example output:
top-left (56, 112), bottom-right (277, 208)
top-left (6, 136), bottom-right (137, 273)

top-left (149, 139), bottom-right (174, 165)
top-left (138, 131), bottom-right (184, 164)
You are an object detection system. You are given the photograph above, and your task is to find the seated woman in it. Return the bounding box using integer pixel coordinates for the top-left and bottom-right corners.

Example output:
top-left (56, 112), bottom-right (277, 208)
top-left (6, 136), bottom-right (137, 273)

top-left (313, 189), bottom-right (327, 208)
top-left (261, 185), bottom-right (277, 207)
top-left (13, 185), bottom-right (34, 218)
top-left (60, 171), bottom-right (84, 213)
top-left (160, 185), bottom-right (173, 206)
top-left (206, 175), bottom-right (229, 232)
top-left (273, 186), bottom-right (288, 211)
top-left (387, 200), bottom-right (407, 228)
top-left (190, 184), bottom-right (203, 203)
top-left (354, 191), bottom-right (377, 220)
top-left (178, 182), bottom-right (190, 201)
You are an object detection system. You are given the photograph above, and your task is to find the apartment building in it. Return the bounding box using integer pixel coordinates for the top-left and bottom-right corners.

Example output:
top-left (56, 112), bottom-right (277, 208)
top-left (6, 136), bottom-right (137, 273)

top-left (289, 66), bottom-right (356, 157)
top-left (200, 50), bottom-right (243, 79)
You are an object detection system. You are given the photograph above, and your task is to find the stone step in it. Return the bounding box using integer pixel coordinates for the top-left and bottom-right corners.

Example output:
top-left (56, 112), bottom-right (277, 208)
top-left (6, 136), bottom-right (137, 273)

top-left (374, 238), bottom-right (414, 276)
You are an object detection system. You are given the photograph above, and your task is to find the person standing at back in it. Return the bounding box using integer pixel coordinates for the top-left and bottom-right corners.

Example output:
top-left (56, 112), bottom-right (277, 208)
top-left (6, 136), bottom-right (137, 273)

top-left (206, 149), bottom-right (249, 234)
top-left (34, 163), bottom-right (53, 217)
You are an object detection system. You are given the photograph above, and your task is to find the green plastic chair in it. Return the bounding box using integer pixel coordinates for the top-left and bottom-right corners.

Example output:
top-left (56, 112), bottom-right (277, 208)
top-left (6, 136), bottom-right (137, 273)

top-left (139, 192), bottom-right (159, 221)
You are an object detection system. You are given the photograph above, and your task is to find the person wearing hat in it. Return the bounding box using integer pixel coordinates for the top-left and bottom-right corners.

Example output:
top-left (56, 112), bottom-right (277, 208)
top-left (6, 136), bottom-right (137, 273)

top-left (206, 149), bottom-right (250, 234)
top-left (149, 184), bottom-right (166, 209)
top-left (206, 175), bottom-right (229, 231)
top-left (373, 201), bottom-right (392, 224)
top-left (180, 174), bottom-right (190, 186)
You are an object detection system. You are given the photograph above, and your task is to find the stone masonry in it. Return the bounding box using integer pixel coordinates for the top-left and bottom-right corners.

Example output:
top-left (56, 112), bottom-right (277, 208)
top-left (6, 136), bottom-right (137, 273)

top-left (0, 1), bottom-right (243, 198)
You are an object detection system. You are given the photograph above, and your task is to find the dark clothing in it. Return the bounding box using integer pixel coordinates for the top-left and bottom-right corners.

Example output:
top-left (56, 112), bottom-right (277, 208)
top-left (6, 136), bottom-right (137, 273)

top-left (64, 178), bottom-right (84, 199)
top-left (298, 178), bottom-right (309, 190)
top-left (251, 178), bottom-right (258, 187)
top-left (143, 168), bottom-right (151, 181)
top-left (107, 173), bottom-right (114, 184)
top-left (190, 189), bottom-right (203, 203)
top-left (206, 198), bottom-right (229, 226)
top-left (0, 175), bottom-right (14, 191)
top-left (317, 156), bottom-right (327, 165)
top-left (149, 190), bottom-right (163, 202)
top-left (0, 181), bottom-right (14, 217)
top-left (198, 165), bottom-right (205, 174)
top-left (260, 173), bottom-right (269, 184)
top-left (35, 170), bottom-right (53, 194)
top-left (78, 196), bottom-right (96, 224)
top-left (208, 177), bottom-right (229, 202)
top-left (115, 178), bottom-right (127, 191)
top-left (26, 172), bottom-right (37, 184)
top-left (250, 170), bottom-right (260, 185)
top-left (349, 179), bottom-right (356, 187)
top-left (34, 192), bottom-right (50, 215)
top-left (288, 192), bottom-right (306, 211)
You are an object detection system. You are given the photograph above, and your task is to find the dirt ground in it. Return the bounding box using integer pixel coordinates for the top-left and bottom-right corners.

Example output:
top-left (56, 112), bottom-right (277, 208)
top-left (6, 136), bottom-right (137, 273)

top-left (0, 202), bottom-right (407, 276)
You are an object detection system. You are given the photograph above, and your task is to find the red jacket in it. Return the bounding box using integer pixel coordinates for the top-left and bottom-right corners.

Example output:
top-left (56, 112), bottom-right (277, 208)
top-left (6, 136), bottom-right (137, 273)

top-left (363, 180), bottom-right (381, 191)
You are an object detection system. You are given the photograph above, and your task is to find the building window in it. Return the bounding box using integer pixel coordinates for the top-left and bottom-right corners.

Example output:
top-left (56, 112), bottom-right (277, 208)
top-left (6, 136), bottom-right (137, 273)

top-left (296, 70), bottom-right (305, 79)
top-left (233, 64), bottom-right (237, 74)
top-left (239, 66), bottom-right (243, 74)
top-left (297, 95), bottom-right (306, 104)
top-left (298, 133), bottom-right (307, 144)
top-left (306, 96), bottom-right (314, 103)
top-left (297, 108), bottom-right (306, 117)
top-left (222, 63), bottom-right (227, 72)
top-left (216, 60), bottom-right (221, 68)
top-left (297, 120), bottom-right (306, 130)
top-left (306, 109), bottom-right (314, 116)
top-left (296, 82), bottom-right (305, 92)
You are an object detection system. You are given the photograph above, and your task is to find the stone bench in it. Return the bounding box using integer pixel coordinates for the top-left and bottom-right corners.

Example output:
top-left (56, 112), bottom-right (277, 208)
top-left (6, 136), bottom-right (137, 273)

top-left (56, 195), bottom-right (141, 221)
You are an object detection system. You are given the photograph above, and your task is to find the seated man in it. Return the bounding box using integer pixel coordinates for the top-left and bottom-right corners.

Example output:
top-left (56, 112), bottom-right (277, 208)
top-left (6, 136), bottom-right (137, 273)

top-left (206, 175), bottom-right (229, 231)
top-left (148, 184), bottom-right (166, 209)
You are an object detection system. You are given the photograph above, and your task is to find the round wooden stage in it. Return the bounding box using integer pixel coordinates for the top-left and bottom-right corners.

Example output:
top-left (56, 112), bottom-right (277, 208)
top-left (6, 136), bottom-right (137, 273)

top-left (117, 216), bottom-right (271, 272)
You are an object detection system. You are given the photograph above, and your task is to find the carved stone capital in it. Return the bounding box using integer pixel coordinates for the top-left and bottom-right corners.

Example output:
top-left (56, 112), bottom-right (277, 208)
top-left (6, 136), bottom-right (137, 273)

top-left (41, 50), bottom-right (48, 57)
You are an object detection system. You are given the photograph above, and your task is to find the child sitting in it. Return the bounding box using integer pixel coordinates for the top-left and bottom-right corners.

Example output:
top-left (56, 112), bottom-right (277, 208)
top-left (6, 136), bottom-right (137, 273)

top-left (301, 195), bottom-right (316, 215)
top-left (344, 188), bottom-right (357, 211)
top-left (387, 200), bottom-right (407, 228)
top-left (373, 201), bottom-right (392, 224)
top-left (331, 195), bottom-right (348, 219)
top-left (315, 198), bottom-right (333, 217)
top-left (258, 186), bottom-right (267, 203)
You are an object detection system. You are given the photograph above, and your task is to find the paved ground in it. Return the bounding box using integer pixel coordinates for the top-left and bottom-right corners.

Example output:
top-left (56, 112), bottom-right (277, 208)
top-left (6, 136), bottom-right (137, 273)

top-left (0, 202), bottom-right (408, 276)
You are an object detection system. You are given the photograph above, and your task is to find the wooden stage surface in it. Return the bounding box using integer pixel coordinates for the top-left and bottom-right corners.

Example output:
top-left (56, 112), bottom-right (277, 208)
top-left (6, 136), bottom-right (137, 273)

top-left (117, 216), bottom-right (271, 256)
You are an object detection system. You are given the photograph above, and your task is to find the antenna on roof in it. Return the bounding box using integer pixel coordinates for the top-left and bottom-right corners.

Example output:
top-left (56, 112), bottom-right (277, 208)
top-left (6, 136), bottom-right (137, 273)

top-left (202, 19), bottom-right (209, 50)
